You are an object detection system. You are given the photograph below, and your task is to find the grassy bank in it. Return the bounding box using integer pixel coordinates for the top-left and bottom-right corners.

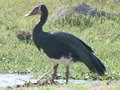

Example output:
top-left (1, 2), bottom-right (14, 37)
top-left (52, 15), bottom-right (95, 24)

top-left (0, 0), bottom-right (120, 81)
top-left (1, 81), bottom-right (120, 90)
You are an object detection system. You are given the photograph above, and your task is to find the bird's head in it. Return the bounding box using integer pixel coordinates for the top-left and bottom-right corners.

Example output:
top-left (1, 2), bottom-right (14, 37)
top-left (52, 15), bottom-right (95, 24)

top-left (25, 4), bottom-right (48, 17)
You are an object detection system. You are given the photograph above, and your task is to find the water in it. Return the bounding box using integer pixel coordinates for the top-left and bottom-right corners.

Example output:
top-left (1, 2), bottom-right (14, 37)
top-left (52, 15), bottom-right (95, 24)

top-left (57, 79), bottom-right (100, 84)
top-left (0, 74), bottom-right (36, 87)
top-left (0, 74), bottom-right (100, 87)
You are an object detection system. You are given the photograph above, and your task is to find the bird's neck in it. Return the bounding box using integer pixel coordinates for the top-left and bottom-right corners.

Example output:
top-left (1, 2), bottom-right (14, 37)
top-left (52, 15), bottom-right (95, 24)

top-left (37, 14), bottom-right (48, 29)
top-left (33, 13), bottom-right (48, 37)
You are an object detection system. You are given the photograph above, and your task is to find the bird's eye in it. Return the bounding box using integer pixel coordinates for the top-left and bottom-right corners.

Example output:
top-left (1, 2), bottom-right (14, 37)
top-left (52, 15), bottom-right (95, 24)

top-left (34, 6), bottom-right (39, 10)
top-left (36, 7), bottom-right (39, 9)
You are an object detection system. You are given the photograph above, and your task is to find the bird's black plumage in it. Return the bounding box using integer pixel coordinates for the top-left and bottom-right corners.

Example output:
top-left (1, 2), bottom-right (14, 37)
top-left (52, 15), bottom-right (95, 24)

top-left (25, 4), bottom-right (106, 84)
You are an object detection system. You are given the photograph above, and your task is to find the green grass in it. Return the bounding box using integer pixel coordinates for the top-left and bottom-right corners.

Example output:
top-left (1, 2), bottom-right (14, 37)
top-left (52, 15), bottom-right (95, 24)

top-left (0, 0), bottom-right (120, 82)
top-left (1, 81), bottom-right (120, 90)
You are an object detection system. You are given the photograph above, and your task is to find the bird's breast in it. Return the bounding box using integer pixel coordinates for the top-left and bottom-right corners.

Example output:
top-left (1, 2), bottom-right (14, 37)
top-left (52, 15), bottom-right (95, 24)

top-left (40, 48), bottom-right (75, 67)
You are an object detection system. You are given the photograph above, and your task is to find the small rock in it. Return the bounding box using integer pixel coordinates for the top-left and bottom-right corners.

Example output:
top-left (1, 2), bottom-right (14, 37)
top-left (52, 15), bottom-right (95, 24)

top-left (5, 86), bottom-right (12, 89)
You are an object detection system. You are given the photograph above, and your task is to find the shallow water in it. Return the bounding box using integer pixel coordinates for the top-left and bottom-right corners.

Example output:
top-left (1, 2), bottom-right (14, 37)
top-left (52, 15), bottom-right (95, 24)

top-left (0, 74), bottom-right (36, 87)
top-left (0, 74), bottom-right (100, 87)
top-left (57, 79), bottom-right (100, 84)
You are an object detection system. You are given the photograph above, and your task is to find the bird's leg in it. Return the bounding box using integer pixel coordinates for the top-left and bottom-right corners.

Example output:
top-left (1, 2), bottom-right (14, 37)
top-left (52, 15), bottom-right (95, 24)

top-left (66, 66), bottom-right (69, 84)
top-left (51, 64), bottom-right (59, 84)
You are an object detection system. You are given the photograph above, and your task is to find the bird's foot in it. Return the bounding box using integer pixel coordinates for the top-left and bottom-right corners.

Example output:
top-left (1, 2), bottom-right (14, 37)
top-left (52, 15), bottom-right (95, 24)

top-left (50, 79), bottom-right (58, 85)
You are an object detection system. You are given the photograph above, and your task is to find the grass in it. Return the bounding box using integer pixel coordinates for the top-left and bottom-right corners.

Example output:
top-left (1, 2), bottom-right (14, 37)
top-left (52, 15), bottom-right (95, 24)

top-left (23, 81), bottom-right (120, 90)
top-left (0, 0), bottom-right (120, 89)
top-left (1, 81), bottom-right (120, 90)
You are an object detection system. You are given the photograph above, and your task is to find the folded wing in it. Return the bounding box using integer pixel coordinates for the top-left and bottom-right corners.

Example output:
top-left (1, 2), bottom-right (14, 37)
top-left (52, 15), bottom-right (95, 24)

top-left (53, 31), bottom-right (106, 75)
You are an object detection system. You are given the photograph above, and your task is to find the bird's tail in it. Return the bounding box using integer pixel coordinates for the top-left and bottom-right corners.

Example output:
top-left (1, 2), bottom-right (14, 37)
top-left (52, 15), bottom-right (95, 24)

top-left (82, 53), bottom-right (106, 76)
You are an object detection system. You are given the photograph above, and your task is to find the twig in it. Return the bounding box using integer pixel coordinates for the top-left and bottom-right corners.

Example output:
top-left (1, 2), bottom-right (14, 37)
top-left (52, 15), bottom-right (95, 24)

top-left (38, 71), bottom-right (51, 82)
top-left (15, 78), bottom-right (28, 83)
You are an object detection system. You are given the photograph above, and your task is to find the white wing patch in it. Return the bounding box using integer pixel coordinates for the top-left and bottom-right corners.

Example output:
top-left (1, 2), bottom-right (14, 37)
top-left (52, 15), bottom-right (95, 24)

top-left (40, 48), bottom-right (74, 67)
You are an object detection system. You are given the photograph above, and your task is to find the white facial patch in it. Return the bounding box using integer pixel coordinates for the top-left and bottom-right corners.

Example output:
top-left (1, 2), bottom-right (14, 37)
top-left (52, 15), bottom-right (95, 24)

top-left (38, 5), bottom-right (42, 15)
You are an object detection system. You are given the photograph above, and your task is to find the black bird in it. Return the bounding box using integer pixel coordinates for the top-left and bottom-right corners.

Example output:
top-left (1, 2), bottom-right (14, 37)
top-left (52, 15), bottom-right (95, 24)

top-left (25, 4), bottom-right (106, 84)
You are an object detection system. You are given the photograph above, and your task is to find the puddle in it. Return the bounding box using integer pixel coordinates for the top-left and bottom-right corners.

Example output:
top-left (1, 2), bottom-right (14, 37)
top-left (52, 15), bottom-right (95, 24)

top-left (0, 74), bottom-right (101, 87)
top-left (0, 74), bottom-right (36, 87)
top-left (57, 79), bottom-right (100, 84)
